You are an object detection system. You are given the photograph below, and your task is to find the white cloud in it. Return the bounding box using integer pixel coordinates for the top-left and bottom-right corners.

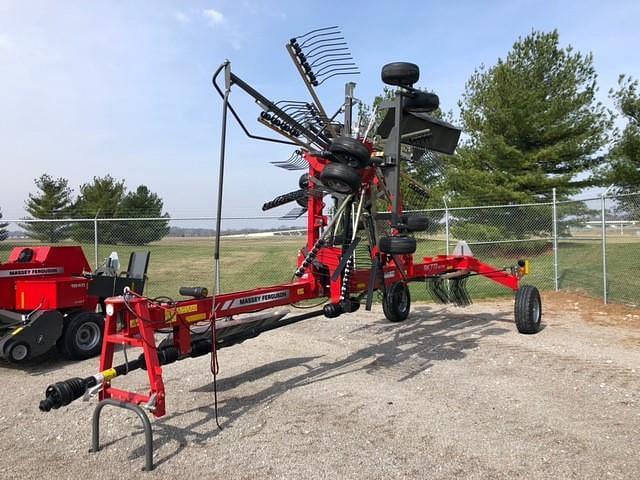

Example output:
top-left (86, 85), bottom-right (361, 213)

top-left (174, 11), bottom-right (190, 24)
top-left (203, 8), bottom-right (224, 26)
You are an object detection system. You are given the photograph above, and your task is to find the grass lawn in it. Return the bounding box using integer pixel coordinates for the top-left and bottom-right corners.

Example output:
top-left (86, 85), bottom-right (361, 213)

top-left (2, 235), bottom-right (638, 306)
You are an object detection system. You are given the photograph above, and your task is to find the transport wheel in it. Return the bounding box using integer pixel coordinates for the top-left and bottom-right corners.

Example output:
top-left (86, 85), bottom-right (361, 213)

top-left (320, 162), bottom-right (361, 194)
top-left (329, 136), bottom-right (371, 168)
top-left (402, 214), bottom-right (430, 232)
top-left (378, 235), bottom-right (417, 254)
top-left (59, 312), bottom-right (105, 360)
top-left (514, 285), bottom-right (542, 334)
top-left (7, 342), bottom-right (30, 364)
top-left (383, 281), bottom-right (411, 322)
top-left (381, 62), bottom-right (420, 87)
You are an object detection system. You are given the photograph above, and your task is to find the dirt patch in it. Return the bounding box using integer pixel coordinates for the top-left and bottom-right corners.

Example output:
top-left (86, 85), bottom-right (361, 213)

top-left (543, 291), bottom-right (640, 328)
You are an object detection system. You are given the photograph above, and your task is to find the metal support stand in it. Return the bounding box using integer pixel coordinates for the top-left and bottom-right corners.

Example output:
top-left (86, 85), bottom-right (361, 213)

top-left (90, 399), bottom-right (154, 472)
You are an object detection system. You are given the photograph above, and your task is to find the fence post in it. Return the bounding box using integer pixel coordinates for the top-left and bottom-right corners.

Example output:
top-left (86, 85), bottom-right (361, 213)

top-left (601, 189), bottom-right (611, 304)
top-left (94, 217), bottom-right (99, 269)
top-left (444, 196), bottom-right (450, 256)
top-left (552, 188), bottom-right (559, 291)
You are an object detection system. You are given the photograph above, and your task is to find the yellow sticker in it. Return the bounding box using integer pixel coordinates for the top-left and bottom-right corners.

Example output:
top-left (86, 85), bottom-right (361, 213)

top-left (102, 368), bottom-right (117, 381)
top-left (130, 319), bottom-right (138, 328)
top-left (185, 313), bottom-right (208, 323)
top-left (176, 304), bottom-right (198, 314)
top-left (297, 288), bottom-right (305, 295)
top-left (357, 283), bottom-right (366, 290)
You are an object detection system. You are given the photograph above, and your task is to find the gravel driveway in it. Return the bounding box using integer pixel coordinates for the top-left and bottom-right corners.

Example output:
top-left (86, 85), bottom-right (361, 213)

top-left (1, 293), bottom-right (639, 479)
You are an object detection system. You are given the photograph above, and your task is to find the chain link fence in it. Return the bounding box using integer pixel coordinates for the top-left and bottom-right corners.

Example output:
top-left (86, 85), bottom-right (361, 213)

top-left (1, 191), bottom-right (638, 305)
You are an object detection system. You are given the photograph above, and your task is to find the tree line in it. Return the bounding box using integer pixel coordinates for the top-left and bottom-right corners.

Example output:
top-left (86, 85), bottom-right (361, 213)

top-left (8, 174), bottom-right (169, 245)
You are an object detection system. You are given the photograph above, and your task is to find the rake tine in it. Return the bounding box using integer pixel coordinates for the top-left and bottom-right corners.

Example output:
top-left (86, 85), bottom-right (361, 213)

top-left (310, 53), bottom-right (353, 68)
top-left (306, 44), bottom-right (349, 58)
top-left (293, 25), bottom-right (339, 40)
top-left (315, 62), bottom-right (356, 75)
top-left (317, 70), bottom-right (360, 85)
top-left (301, 35), bottom-right (345, 49)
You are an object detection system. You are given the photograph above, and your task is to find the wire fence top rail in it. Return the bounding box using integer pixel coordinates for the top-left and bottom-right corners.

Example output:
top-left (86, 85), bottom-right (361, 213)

top-left (2, 215), bottom-right (304, 223)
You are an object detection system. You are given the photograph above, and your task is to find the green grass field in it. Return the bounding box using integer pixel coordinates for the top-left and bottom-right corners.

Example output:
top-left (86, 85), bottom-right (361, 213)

top-left (2, 235), bottom-right (638, 305)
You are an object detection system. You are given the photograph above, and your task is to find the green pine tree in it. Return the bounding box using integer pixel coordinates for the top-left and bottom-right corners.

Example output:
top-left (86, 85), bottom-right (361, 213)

top-left (20, 174), bottom-right (74, 243)
top-left (72, 175), bottom-right (126, 244)
top-left (117, 185), bottom-right (170, 245)
top-left (446, 30), bottom-right (612, 240)
top-left (602, 75), bottom-right (640, 218)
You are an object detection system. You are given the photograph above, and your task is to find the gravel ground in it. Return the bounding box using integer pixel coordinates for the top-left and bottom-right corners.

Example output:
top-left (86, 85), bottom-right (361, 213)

top-left (1, 292), bottom-right (639, 479)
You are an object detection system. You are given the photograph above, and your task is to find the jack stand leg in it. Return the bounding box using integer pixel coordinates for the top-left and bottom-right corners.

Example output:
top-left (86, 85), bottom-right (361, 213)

top-left (90, 399), bottom-right (154, 472)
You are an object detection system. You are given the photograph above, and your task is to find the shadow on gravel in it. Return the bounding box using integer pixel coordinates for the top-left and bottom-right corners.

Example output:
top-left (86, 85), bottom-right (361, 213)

top-left (0, 344), bottom-right (135, 376)
top-left (134, 306), bottom-right (513, 466)
top-left (0, 348), bottom-right (76, 375)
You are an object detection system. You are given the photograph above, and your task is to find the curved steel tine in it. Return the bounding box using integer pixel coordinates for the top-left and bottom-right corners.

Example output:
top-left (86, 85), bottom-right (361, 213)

top-left (293, 25), bottom-right (339, 41)
top-left (315, 62), bottom-right (356, 75)
top-left (300, 35), bottom-right (345, 49)
top-left (306, 47), bottom-right (350, 62)
top-left (317, 70), bottom-right (360, 85)
top-left (316, 66), bottom-right (360, 78)
top-left (281, 104), bottom-right (307, 114)
top-left (299, 30), bottom-right (343, 48)
top-left (306, 42), bottom-right (348, 57)
top-left (310, 53), bottom-right (352, 68)
top-left (276, 100), bottom-right (307, 108)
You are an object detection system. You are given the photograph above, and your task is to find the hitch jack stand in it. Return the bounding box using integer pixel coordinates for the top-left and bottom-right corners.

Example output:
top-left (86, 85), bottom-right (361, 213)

top-left (90, 399), bottom-right (154, 472)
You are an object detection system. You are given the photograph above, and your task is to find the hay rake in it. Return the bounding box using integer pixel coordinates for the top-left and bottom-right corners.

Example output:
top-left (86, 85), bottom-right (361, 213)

top-left (39, 27), bottom-right (542, 471)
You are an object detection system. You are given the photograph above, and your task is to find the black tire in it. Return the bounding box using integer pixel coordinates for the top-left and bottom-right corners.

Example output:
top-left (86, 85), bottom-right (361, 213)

top-left (298, 173), bottom-right (309, 190)
top-left (383, 281), bottom-right (411, 322)
top-left (514, 285), bottom-right (542, 334)
top-left (7, 342), bottom-right (30, 364)
top-left (381, 62), bottom-right (420, 87)
top-left (329, 136), bottom-right (371, 168)
top-left (320, 162), bottom-right (361, 194)
top-left (402, 214), bottom-right (429, 232)
top-left (379, 235), bottom-right (417, 254)
top-left (59, 311), bottom-right (105, 360)
top-left (404, 91), bottom-right (439, 112)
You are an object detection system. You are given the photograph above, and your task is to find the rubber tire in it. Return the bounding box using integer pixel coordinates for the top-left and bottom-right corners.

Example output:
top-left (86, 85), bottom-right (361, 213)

top-left (329, 136), bottom-right (371, 168)
top-left (59, 312), bottom-right (105, 360)
top-left (320, 162), bottom-right (361, 194)
top-left (7, 342), bottom-right (30, 364)
top-left (379, 235), bottom-right (417, 254)
top-left (402, 215), bottom-right (429, 232)
top-left (381, 62), bottom-right (420, 87)
top-left (298, 173), bottom-right (309, 190)
top-left (514, 285), bottom-right (542, 334)
top-left (383, 282), bottom-right (411, 322)
top-left (404, 91), bottom-right (439, 112)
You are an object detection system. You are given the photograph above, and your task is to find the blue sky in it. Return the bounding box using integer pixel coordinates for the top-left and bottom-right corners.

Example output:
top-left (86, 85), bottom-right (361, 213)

top-left (1, 0), bottom-right (639, 224)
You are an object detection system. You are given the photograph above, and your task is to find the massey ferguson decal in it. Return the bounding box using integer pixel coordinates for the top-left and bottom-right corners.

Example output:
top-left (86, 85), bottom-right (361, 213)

top-left (0, 266), bottom-right (64, 278)
top-left (217, 290), bottom-right (289, 311)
